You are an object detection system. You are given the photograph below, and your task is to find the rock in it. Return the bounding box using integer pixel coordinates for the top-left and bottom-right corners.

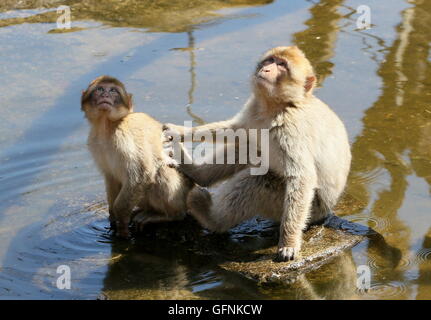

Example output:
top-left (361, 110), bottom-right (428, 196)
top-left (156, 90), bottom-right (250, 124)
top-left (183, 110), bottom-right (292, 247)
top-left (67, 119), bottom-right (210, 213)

top-left (220, 220), bottom-right (365, 284)
top-left (131, 214), bottom-right (372, 285)
top-left (104, 288), bottom-right (201, 300)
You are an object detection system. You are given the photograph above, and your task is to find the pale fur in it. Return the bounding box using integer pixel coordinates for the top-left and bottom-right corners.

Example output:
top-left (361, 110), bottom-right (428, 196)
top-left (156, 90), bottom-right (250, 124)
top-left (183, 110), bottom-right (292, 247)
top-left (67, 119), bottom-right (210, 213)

top-left (165, 46), bottom-right (351, 261)
top-left (86, 109), bottom-right (193, 237)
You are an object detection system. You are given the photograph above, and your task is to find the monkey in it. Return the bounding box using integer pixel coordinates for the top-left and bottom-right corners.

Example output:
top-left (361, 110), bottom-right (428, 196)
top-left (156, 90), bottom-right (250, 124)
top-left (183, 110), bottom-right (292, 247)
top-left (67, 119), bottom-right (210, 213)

top-left (163, 46), bottom-right (351, 261)
top-left (81, 75), bottom-right (194, 238)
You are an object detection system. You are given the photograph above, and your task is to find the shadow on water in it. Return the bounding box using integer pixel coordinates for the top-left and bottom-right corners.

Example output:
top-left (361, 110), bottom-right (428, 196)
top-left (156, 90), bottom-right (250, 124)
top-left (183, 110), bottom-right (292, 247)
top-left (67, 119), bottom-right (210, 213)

top-left (0, 201), bottom-right (372, 299)
top-left (416, 228), bottom-right (431, 300)
top-left (1, 199), bottom-right (393, 299)
top-left (0, 199), bottom-right (272, 299)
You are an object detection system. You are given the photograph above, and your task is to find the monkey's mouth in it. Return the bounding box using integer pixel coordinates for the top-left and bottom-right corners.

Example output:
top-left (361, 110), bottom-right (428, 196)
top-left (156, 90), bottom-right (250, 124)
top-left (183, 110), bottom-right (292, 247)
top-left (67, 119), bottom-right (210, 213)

top-left (97, 100), bottom-right (113, 109)
top-left (255, 74), bottom-right (272, 84)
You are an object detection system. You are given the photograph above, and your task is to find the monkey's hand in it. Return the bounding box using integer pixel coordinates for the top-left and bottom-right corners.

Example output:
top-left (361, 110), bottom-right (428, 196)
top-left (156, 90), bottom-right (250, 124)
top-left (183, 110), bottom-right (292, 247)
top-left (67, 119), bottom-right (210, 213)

top-left (163, 154), bottom-right (179, 168)
top-left (162, 125), bottom-right (194, 168)
top-left (162, 123), bottom-right (190, 139)
top-left (277, 246), bottom-right (299, 262)
top-left (161, 133), bottom-right (180, 168)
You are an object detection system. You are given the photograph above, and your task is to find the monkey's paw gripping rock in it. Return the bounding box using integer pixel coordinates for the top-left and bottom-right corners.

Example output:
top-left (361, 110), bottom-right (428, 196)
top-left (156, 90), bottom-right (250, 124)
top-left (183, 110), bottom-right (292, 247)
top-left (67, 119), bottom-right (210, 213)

top-left (277, 246), bottom-right (299, 262)
top-left (220, 217), bottom-right (368, 284)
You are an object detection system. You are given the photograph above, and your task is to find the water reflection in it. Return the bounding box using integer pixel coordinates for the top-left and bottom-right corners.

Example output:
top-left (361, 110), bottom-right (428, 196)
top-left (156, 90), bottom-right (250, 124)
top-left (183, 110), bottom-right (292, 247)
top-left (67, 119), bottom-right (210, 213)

top-left (171, 31), bottom-right (207, 125)
top-left (345, 0), bottom-right (431, 299)
top-left (101, 218), bottom-right (270, 299)
top-left (292, 0), bottom-right (345, 82)
top-left (0, 0), bottom-right (273, 32)
top-left (416, 228), bottom-right (431, 299)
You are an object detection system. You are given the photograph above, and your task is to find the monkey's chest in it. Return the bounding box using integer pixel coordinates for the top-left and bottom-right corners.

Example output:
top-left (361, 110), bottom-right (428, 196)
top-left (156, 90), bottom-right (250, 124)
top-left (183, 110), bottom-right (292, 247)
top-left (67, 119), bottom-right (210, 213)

top-left (267, 141), bottom-right (286, 175)
top-left (267, 128), bottom-right (304, 176)
top-left (89, 142), bottom-right (127, 181)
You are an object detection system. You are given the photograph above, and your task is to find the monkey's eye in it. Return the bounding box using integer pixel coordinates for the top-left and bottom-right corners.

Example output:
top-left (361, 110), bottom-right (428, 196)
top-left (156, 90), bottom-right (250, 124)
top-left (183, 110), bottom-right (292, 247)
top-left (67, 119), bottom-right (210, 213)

top-left (276, 60), bottom-right (288, 68)
top-left (262, 57), bottom-right (274, 66)
top-left (96, 86), bottom-right (105, 93)
top-left (109, 88), bottom-right (119, 94)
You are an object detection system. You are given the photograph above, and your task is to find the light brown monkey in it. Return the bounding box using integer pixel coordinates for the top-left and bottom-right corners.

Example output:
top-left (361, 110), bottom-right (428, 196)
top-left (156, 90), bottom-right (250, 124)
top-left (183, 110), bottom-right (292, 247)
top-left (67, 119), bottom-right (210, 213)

top-left (163, 46), bottom-right (351, 261)
top-left (81, 75), bottom-right (194, 238)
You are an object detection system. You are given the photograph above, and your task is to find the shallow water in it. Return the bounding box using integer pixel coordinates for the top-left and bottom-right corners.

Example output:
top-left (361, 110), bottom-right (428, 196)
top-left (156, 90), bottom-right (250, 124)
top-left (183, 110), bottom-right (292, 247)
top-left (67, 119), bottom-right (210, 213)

top-left (0, 0), bottom-right (430, 299)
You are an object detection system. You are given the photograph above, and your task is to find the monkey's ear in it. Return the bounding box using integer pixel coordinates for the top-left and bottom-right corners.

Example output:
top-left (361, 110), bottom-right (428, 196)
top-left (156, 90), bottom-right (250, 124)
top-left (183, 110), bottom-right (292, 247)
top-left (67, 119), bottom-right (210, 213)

top-left (304, 76), bottom-right (316, 92)
top-left (128, 93), bottom-right (133, 109)
top-left (81, 90), bottom-right (88, 111)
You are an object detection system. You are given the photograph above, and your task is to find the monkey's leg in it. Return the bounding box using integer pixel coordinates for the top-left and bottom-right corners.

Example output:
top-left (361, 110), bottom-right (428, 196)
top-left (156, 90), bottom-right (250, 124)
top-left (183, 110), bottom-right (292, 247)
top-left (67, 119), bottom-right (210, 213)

top-left (104, 174), bottom-right (121, 229)
top-left (187, 171), bottom-right (285, 232)
top-left (308, 191), bottom-right (332, 226)
top-left (113, 184), bottom-right (140, 238)
top-left (132, 211), bottom-right (186, 232)
top-left (164, 118), bottom-right (240, 141)
top-left (173, 142), bottom-right (248, 187)
top-left (277, 179), bottom-right (315, 261)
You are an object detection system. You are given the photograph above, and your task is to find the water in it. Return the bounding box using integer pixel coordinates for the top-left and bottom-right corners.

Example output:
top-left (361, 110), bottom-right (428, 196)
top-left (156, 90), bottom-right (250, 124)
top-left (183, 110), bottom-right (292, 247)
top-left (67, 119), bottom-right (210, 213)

top-left (0, 0), bottom-right (430, 299)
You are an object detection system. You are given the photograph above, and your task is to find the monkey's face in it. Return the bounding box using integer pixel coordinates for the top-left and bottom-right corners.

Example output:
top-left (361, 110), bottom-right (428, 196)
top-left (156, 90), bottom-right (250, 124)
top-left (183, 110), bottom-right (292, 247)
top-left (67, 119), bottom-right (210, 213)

top-left (254, 55), bottom-right (290, 94)
top-left (253, 46), bottom-right (316, 101)
top-left (91, 82), bottom-right (122, 110)
top-left (82, 79), bottom-right (132, 122)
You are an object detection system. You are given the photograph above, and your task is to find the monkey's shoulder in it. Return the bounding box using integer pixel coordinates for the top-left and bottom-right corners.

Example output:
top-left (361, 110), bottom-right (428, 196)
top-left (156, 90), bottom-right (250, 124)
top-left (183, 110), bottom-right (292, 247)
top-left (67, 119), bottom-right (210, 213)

top-left (119, 112), bottom-right (161, 129)
top-left (93, 112), bottom-right (163, 161)
top-left (115, 112), bottom-right (162, 140)
top-left (271, 98), bottom-right (339, 130)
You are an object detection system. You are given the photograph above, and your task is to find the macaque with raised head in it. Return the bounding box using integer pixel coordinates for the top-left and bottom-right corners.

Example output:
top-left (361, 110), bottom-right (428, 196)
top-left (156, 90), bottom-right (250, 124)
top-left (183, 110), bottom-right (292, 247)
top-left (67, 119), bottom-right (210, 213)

top-left (81, 75), bottom-right (194, 238)
top-left (163, 46), bottom-right (351, 261)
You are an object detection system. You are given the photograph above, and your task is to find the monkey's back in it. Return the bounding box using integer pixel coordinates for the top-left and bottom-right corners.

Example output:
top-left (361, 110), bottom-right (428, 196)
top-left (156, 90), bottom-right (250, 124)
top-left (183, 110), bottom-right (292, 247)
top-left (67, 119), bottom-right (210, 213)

top-left (116, 112), bottom-right (164, 160)
top-left (114, 112), bottom-right (193, 214)
top-left (299, 97), bottom-right (351, 196)
top-left (271, 97), bottom-right (351, 196)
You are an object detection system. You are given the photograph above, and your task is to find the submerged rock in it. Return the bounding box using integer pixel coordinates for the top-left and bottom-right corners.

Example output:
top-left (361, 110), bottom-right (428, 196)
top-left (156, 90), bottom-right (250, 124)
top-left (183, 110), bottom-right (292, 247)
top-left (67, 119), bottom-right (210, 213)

top-left (220, 218), bottom-right (365, 284)
top-left (129, 214), bottom-right (373, 285)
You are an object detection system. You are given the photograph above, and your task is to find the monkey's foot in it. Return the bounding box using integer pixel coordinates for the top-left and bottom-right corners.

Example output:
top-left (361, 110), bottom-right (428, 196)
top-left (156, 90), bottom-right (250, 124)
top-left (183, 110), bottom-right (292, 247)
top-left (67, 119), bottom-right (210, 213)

top-left (109, 220), bottom-right (117, 232)
top-left (276, 246), bottom-right (299, 262)
top-left (133, 211), bottom-right (186, 232)
top-left (132, 212), bottom-right (154, 232)
top-left (116, 223), bottom-right (131, 239)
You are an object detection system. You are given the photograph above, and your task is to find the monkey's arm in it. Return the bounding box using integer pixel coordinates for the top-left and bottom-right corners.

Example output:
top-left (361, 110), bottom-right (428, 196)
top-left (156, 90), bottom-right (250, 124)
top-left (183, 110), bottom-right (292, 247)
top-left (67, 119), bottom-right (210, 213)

top-left (104, 174), bottom-right (122, 226)
top-left (277, 150), bottom-right (316, 261)
top-left (113, 182), bottom-right (142, 238)
top-left (163, 106), bottom-right (252, 185)
top-left (164, 108), bottom-right (247, 141)
top-left (193, 118), bottom-right (242, 136)
top-left (177, 142), bottom-right (248, 187)
top-left (180, 163), bottom-right (245, 187)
